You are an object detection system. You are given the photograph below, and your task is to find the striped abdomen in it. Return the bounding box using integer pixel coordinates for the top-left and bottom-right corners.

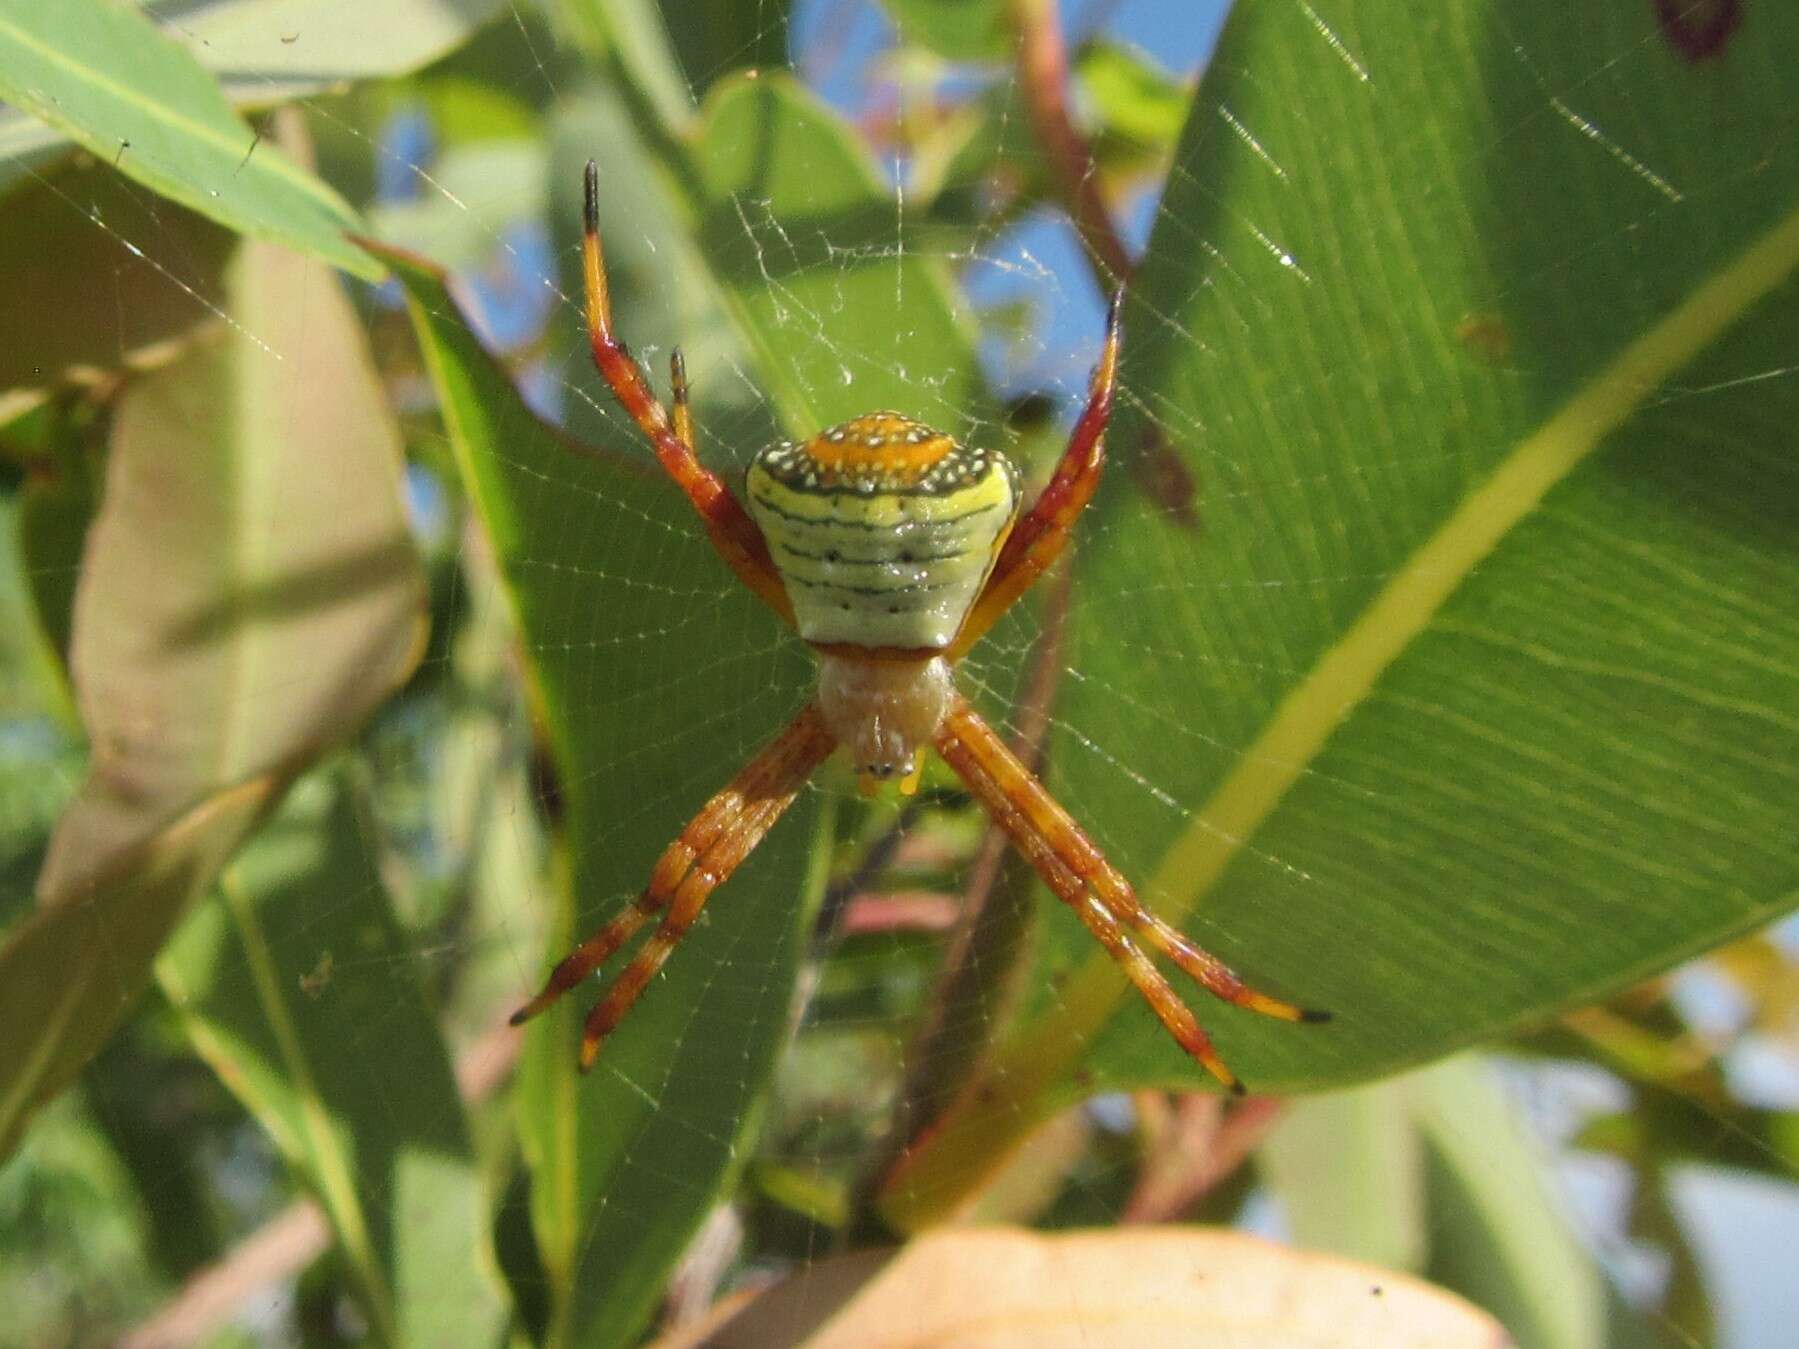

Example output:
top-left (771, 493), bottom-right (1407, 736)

top-left (746, 412), bottom-right (1019, 651)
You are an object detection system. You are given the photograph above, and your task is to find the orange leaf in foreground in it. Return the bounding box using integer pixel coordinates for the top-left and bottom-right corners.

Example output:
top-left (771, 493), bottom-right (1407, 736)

top-left (657, 1226), bottom-right (1510, 1349)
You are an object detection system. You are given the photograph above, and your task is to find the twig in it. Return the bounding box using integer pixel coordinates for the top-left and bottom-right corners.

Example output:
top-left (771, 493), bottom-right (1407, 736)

top-left (1011, 0), bottom-right (1133, 282)
top-left (118, 1202), bottom-right (330, 1349)
top-left (810, 788), bottom-right (960, 950)
top-left (1120, 1093), bottom-right (1286, 1224)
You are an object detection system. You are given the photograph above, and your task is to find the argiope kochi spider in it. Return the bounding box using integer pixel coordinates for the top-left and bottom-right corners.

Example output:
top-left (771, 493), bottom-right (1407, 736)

top-left (512, 161), bottom-right (1328, 1094)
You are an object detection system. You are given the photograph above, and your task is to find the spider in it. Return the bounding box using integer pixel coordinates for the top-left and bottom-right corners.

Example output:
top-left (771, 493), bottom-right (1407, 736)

top-left (512, 161), bottom-right (1327, 1094)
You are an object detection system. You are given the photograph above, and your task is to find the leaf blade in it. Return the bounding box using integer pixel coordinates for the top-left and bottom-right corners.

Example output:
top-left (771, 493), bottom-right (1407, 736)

top-left (0, 0), bottom-right (376, 276)
top-left (880, 0), bottom-right (1799, 1226)
top-left (0, 235), bottom-right (426, 1159)
top-left (157, 766), bottom-right (509, 1347)
top-left (378, 243), bottom-right (824, 1349)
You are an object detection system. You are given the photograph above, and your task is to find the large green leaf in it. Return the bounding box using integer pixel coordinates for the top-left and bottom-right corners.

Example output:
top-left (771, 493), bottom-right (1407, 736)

top-left (157, 765), bottom-right (508, 1347)
top-left (0, 0), bottom-right (376, 276)
top-left (0, 237), bottom-right (426, 1159)
top-left (378, 245), bottom-right (824, 1349)
top-left (881, 0), bottom-right (1798, 1224)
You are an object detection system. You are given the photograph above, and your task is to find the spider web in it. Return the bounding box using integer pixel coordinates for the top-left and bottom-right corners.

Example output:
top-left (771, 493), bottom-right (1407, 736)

top-left (2, 1), bottom-right (1797, 1346)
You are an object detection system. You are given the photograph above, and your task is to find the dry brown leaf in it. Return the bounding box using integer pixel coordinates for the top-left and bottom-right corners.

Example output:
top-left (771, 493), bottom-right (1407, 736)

top-left (657, 1225), bottom-right (1511, 1349)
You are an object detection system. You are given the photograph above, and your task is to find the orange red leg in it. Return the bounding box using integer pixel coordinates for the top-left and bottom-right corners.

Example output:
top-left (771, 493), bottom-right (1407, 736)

top-left (512, 703), bottom-right (836, 1066)
top-left (932, 693), bottom-right (1325, 1092)
top-left (950, 291), bottom-right (1122, 660)
top-left (581, 160), bottom-right (795, 627)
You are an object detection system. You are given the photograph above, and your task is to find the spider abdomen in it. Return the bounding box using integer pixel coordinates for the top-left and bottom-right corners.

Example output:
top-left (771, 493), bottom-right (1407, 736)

top-left (746, 412), bottom-right (1019, 650)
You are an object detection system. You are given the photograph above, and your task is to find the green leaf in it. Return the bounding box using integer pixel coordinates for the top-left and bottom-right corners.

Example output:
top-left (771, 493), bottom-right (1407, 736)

top-left (16, 429), bottom-right (98, 677)
top-left (0, 237), bottom-right (426, 1160)
top-left (1412, 1059), bottom-right (1607, 1349)
top-left (1258, 1077), bottom-right (1426, 1273)
top-left (157, 765), bottom-right (509, 1347)
top-left (0, 0), bottom-right (377, 277)
top-left (0, 490), bottom-right (77, 734)
top-left (692, 73), bottom-right (997, 437)
top-left (1075, 37), bottom-right (1190, 181)
top-left (881, 0), bottom-right (1799, 1225)
top-left (555, 0), bottom-right (696, 135)
top-left (881, 0), bottom-right (1010, 63)
top-left (377, 244), bottom-right (824, 1349)
top-left (1578, 1094), bottom-right (1799, 1181)
top-left (1074, 39), bottom-right (1188, 150)
top-left (0, 0), bottom-right (508, 193)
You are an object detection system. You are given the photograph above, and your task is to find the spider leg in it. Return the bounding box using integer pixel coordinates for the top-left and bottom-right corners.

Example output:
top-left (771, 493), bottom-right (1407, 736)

top-left (948, 291), bottom-right (1122, 661)
top-left (932, 693), bottom-right (1325, 1092)
top-left (511, 704), bottom-right (835, 1066)
top-left (670, 345), bottom-right (695, 453)
top-left (580, 160), bottom-right (795, 627)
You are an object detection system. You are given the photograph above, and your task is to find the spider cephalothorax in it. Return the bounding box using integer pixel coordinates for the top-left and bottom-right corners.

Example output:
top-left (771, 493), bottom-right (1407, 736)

top-left (511, 161), bottom-right (1327, 1092)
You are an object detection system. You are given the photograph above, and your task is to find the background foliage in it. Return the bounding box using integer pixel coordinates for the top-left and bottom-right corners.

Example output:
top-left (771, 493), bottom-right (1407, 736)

top-left (0, 1), bottom-right (1794, 1346)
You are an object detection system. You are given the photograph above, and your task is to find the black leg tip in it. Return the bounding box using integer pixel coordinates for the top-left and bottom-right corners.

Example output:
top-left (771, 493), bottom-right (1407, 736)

top-left (1228, 1078), bottom-right (1248, 1098)
top-left (1299, 1007), bottom-right (1334, 1024)
top-left (583, 159), bottom-right (599, 229)
top-left (507, 1007), bottom-right (530, 1027)
top-left (1106, 288), bottom-right (1125, 330)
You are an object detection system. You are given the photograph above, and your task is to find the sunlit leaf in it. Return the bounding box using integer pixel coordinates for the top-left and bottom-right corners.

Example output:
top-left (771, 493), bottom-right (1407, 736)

top-left (1075, 39), bottom-right (1188, 148)
top-left (0, 0), bottom-right (376, 276)
top-left (692, 73), bottom-right (997, 437)
top-left (0, 236), bottom-right (426, 1159)
top-left (0, 0), bottom-right (508, 192)
top-left (880, 0), bottom-right (1010, 64)
top-left (1076, 38), bottom-right (1190, 180)
top-left (157, 765), bottom-right (508, 1346)
top-left (881, 0), bottom-right (1799, 1225)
